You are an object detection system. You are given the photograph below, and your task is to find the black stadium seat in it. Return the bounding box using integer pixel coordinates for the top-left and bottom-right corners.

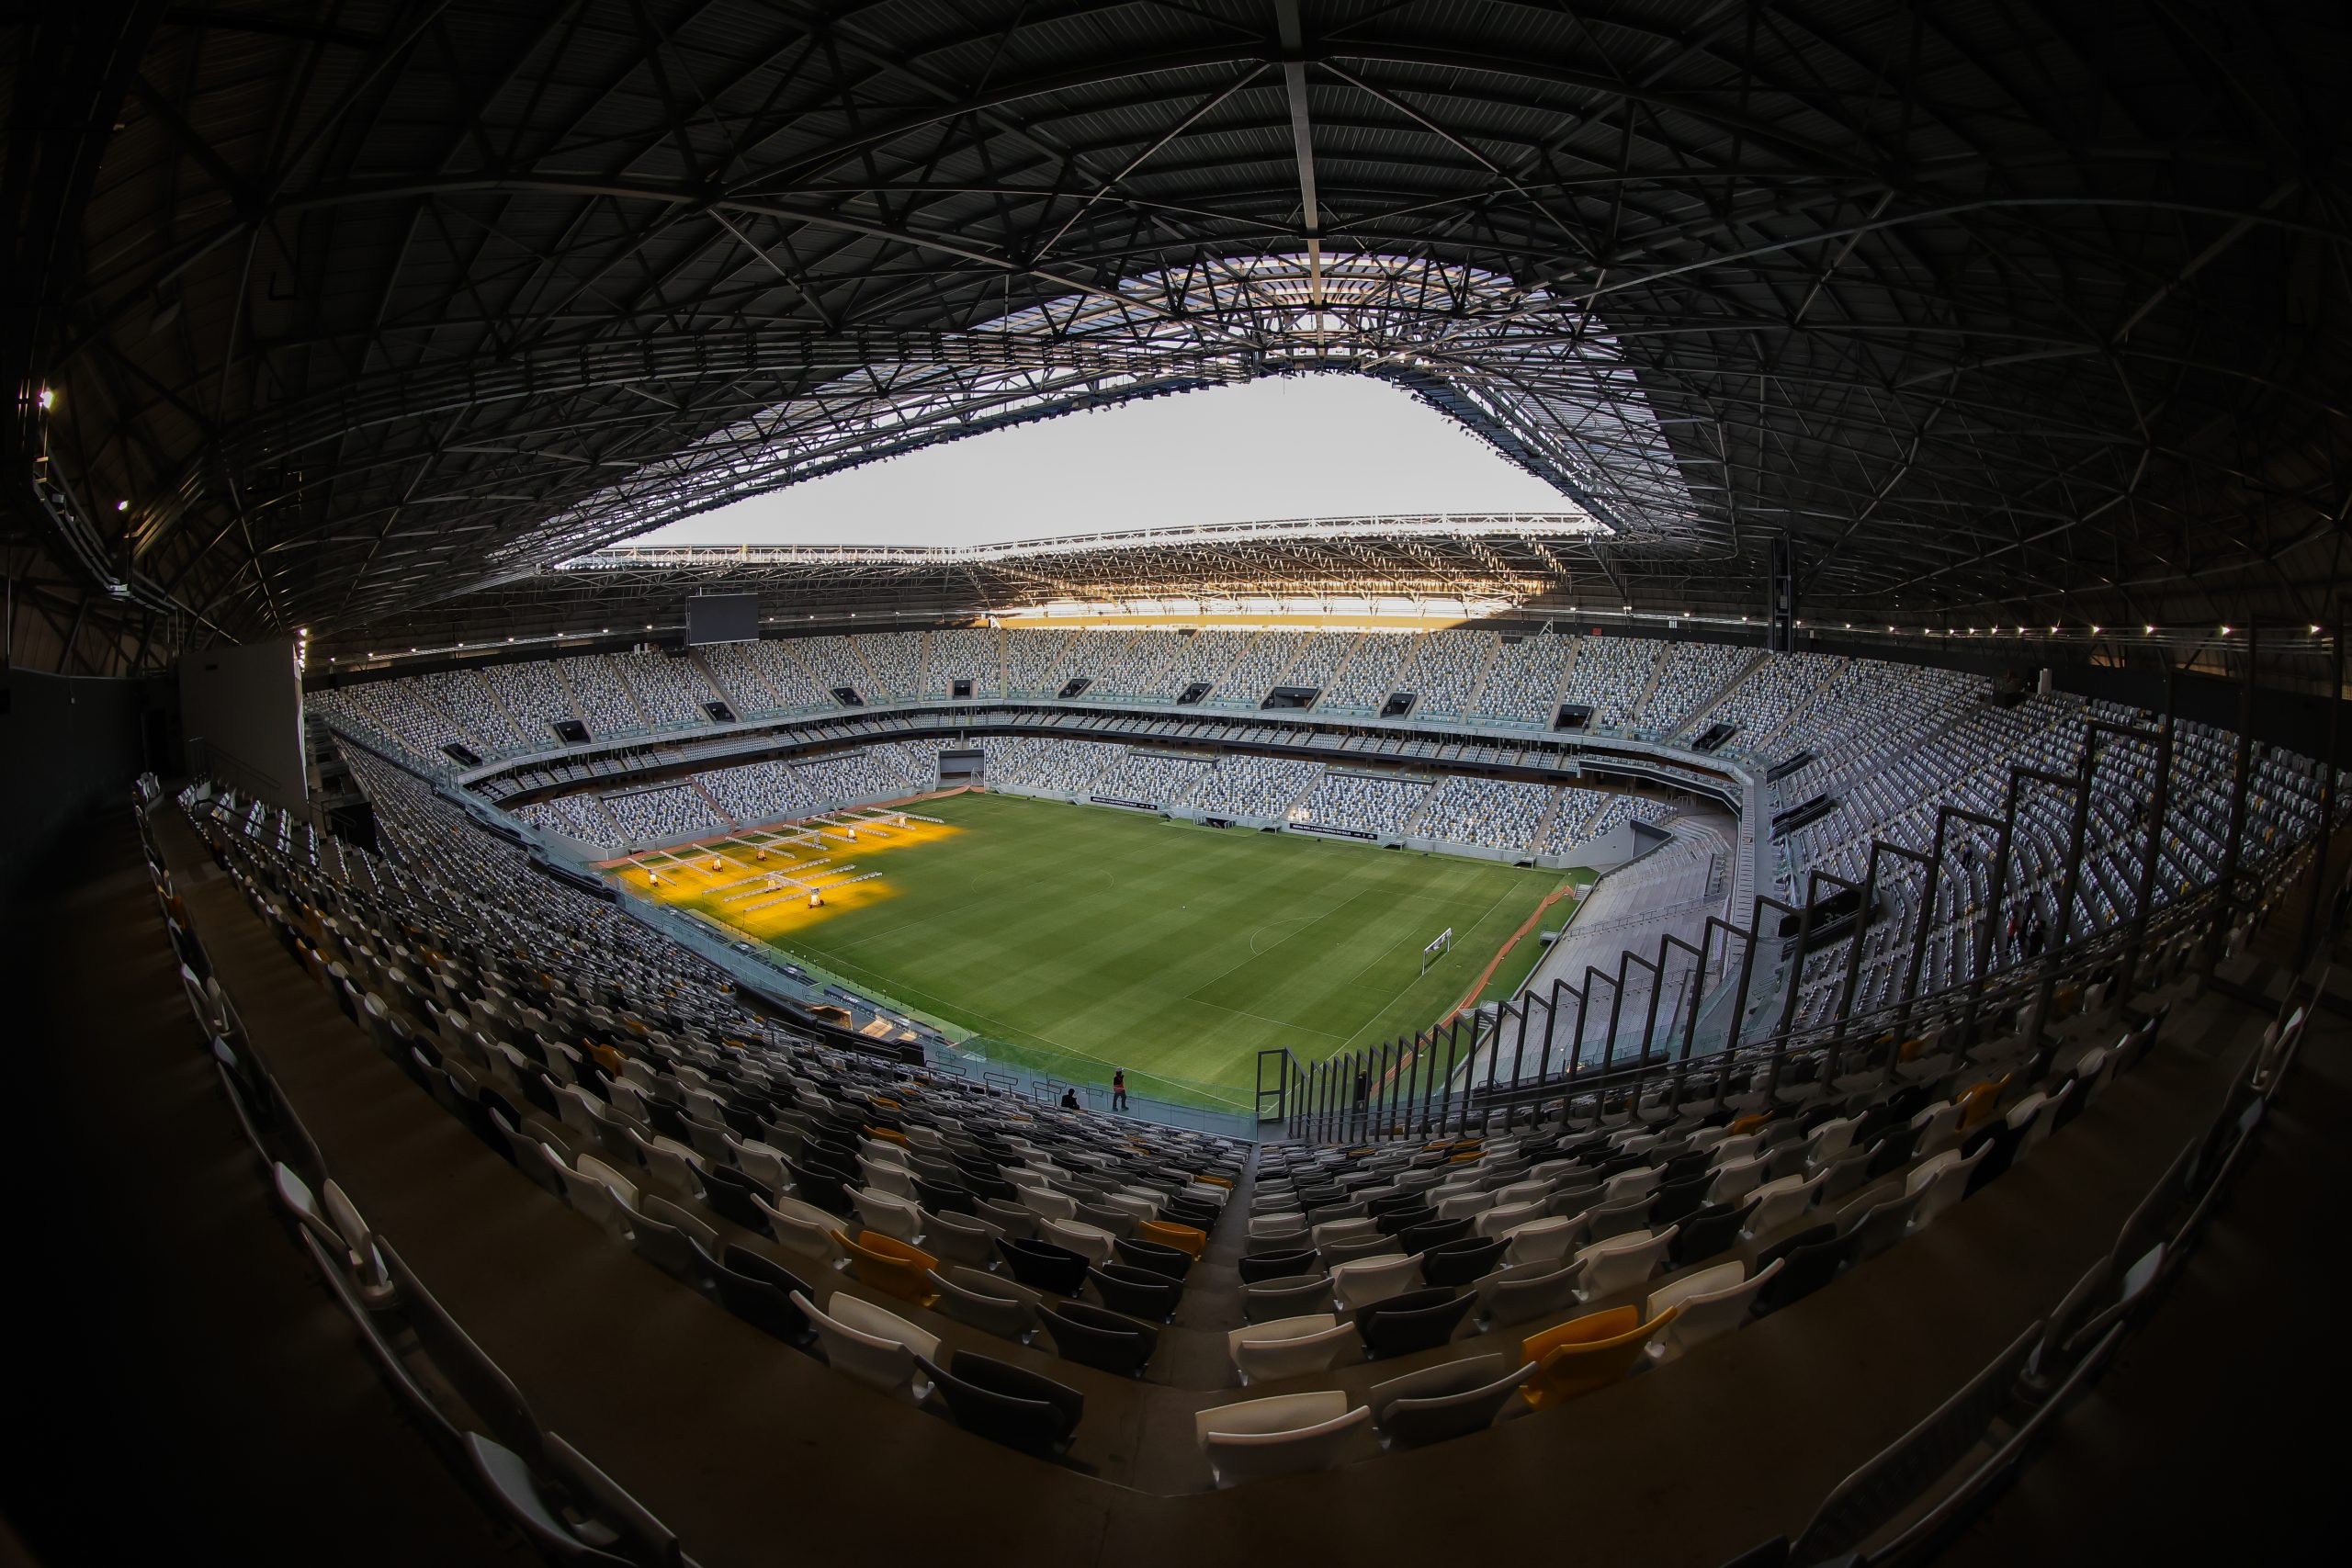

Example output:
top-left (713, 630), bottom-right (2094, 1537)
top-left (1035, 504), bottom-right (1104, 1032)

top-left (1419, 1236), bottom-right (1507, 1289)
top-left (1038, 1302), bottom-right (1158, 1378)
top-left (715, 1247), bottom-right (814, 1346)
top-left (1087, 1263), bottom-right (1183, 1322)
top-left (1235, 1247), bottom-right (1316, 1284)
top-left (1114, 1235), bottom-right (1196, 1281)
top-left (918, 1353), bottom-right (1084, 1455)
top-left (1355, 1287), bottom-right (1476, 1359)
top-left (999, 1237), bottom-right (1091, 1296)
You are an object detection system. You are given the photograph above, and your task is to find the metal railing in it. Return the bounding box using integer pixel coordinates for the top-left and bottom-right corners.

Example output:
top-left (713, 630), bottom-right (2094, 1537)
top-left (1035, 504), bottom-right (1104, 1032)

top-left (1273, 706), bottom-right (2331, 1145)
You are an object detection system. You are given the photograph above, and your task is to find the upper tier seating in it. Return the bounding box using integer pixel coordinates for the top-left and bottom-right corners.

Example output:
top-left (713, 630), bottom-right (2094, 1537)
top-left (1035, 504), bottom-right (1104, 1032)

top-left (1645, 643), bottom-right (1754, 734)
top-left (857, 633), bottom-right (928, 702)
top-left (311, 628), bottom-right (1777, 768)
top-left (1476, 635), bottom-right (1575, 726)
top-left (1002, 628), bottom-right (1075, 695)
top-left (1560, 637), bottom-right (1661, 728)
top-left (700, 640), bottom-right (831, 715)
top-left (1402, 631), bottom-right (1488, 719)
top-left (413, 668), bottom-right (529, 752)
top-left (1059, 628), bottom-right (1186, 698)
top-left (480, 659), bottom-right (582, 740)
top-left (609, 652), bottom-right (721, 729)
top-left (1321, 634), bottom-right (1416, 711)
top-left (1698, 651), bottom-right (1844, 754)
top-left (559, 655), bottom-right (650, 737)
top-left (925, 628), bottom-right (1001, 698)
top-left (794, 637), bottom-right (879, 699)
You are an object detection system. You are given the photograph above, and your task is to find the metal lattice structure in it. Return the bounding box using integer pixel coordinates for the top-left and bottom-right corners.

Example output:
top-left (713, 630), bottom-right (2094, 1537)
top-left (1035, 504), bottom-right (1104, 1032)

top-left (323, 513), bottom-right (1632, 659)
top-left (6, 2), bottom-right (2350, 676)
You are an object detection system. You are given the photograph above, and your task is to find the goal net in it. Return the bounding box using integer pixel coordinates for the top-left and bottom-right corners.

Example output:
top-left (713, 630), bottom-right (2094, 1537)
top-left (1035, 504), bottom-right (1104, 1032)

top-left (1419, 927), bottom-right (1453, 976)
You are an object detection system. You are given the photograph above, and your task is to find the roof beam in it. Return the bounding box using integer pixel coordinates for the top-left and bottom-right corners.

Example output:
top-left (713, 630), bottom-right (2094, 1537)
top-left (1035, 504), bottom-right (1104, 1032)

top-left (1275, 0), bottom-right (1321, 312)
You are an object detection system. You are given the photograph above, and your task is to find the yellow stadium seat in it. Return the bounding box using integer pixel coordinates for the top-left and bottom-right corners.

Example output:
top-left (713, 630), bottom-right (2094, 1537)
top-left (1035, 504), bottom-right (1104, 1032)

top-left (832, 1229), bottom-right (939, 1305)
top-left (1955, 1076), bottom-right (2010, 1133)
top-left (1194, 1173), bottom-right (1233, 1189)
top-left (1137, 1220), bottom-right (1207, 1258)
top-left (1727, 1111), bottom-right (1773, 1136)
top-left (1519, 1305), bottom-right (1679, 1409)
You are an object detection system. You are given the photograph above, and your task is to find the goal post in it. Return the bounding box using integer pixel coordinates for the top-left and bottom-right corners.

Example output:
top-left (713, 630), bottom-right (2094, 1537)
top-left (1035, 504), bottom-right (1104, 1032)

top-left (1420, 927), bottom-right (1453, 976)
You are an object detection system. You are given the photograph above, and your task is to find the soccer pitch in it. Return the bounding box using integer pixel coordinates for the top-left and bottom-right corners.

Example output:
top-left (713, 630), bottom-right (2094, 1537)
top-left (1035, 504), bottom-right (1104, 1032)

top-left (614, 791), bottom-right (1585, 1105)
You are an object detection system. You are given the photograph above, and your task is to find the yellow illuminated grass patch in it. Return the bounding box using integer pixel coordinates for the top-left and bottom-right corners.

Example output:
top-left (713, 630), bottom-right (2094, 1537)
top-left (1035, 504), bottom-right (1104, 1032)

top-left (599, 814), bottom-right (964, 942)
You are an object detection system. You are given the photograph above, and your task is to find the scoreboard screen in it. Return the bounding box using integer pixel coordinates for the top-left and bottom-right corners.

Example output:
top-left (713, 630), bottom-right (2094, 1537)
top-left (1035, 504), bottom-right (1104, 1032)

top-left (684, 592), bottom-right (760, 646)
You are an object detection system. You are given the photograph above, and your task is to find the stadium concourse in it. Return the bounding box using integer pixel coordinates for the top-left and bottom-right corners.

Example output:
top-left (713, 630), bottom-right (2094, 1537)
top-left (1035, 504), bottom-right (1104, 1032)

top-left (9, 3), bottom-right (2352, 1565)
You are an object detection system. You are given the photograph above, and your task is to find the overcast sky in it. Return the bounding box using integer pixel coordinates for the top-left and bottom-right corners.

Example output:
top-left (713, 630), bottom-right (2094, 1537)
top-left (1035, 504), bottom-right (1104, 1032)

top-left (639, 374), bottom-right (1571, 547)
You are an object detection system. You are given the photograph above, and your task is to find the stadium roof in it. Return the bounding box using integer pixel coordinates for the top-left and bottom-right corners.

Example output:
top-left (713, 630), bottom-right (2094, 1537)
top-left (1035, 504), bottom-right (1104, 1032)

top-left (565, 512), bottom-right (1610, 568)
top-left (315, 513), bottom-right (1601, 663)
top-left (6, 1), bottom-right (2350, 677)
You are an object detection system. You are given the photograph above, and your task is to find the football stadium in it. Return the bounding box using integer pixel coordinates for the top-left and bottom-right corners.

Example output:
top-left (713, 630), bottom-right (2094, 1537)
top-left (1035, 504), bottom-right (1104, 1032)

top-left (4, 5), bottom-right (2347, 1565)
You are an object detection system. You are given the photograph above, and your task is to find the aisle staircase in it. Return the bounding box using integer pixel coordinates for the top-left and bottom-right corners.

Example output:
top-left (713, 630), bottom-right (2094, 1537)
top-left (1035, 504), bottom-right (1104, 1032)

top-left (687, 650), bottom-right (746, 718)
top-left (1525, 784), bottom-right (1567, 856)
top-left (1627, 642), bottom-right (1669, 725)
top-left (1675, 649), bottom-right (1768, 739)
top-left (1457, 632), bottom-right (1503, 715)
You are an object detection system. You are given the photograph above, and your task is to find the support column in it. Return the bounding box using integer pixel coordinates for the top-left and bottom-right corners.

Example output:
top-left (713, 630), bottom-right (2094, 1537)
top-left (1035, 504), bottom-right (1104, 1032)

top-left (2208, 625), bottom-right (2259, 976)
top-left (2301, 605), bottom-right (2343, 964)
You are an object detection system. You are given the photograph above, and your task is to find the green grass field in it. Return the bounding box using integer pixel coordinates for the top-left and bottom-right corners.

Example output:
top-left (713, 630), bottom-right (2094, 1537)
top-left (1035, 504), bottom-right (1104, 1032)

top-left (742, 792), bottom-right (1581, 1106)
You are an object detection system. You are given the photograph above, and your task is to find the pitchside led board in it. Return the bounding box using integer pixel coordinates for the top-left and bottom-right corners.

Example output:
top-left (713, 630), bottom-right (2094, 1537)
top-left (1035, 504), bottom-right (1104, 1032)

top-left (685, 592), bottom-right (761, 646)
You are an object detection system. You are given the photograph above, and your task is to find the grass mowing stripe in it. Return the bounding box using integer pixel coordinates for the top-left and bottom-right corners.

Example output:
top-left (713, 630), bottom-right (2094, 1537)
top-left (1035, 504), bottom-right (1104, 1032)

top-left (644, 792), bottom-right (1573, 1097)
